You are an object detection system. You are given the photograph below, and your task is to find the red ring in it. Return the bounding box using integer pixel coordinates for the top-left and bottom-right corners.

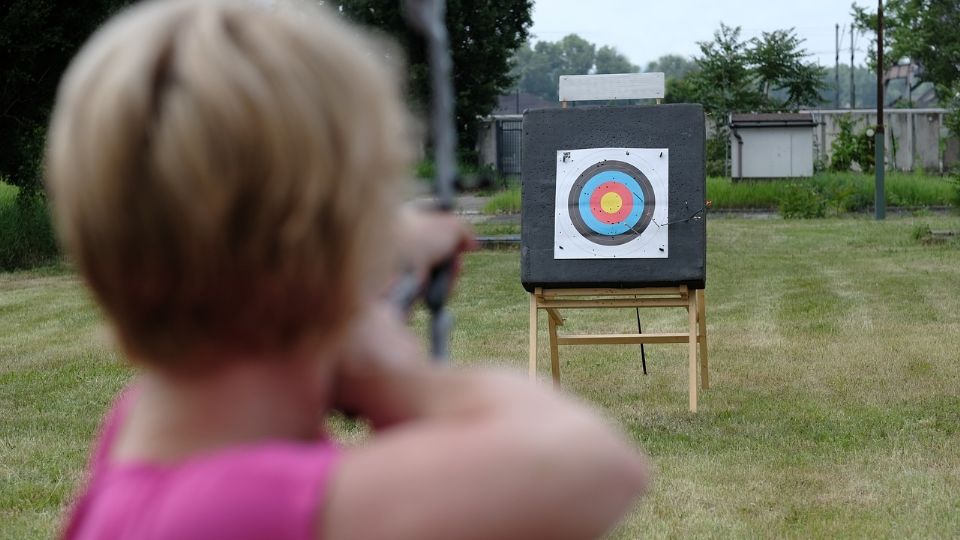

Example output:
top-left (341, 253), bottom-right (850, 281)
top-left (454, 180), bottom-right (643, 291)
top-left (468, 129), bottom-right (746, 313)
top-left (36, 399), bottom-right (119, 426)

top-left (588, 181), bottom-right (633, 224)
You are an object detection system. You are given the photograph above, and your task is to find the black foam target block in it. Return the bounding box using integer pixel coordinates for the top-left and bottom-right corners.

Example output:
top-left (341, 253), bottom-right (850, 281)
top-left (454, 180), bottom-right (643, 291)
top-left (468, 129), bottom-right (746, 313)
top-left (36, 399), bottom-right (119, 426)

top-left (520, 104), bottom-right (706, 292)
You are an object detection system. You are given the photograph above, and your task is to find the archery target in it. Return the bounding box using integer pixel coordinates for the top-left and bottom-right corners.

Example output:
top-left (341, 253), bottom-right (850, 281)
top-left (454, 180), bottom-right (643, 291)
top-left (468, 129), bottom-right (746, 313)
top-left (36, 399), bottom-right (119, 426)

top-left (554, 148), bottom-right (668, 259)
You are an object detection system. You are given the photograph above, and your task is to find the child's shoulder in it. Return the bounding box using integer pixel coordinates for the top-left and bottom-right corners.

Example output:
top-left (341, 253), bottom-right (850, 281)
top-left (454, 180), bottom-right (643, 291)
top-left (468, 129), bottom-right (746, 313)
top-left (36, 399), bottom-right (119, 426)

top-left (135, 442), bottom-right (339, 539)
top-left (64, 389), bottom-right (339, 540)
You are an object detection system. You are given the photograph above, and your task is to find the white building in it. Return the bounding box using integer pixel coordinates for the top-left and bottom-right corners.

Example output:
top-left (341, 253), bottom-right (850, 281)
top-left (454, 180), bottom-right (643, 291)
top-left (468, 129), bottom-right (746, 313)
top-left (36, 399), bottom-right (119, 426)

top-left (729, 113), bottom-right (816, 179)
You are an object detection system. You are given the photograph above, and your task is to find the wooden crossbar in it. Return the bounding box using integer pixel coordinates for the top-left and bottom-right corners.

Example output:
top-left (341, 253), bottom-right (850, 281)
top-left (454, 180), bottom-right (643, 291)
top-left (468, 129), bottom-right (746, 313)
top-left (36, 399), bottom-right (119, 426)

top-left (541, 287), bottom-right (681, 297)
top-left (529, 286), bottom-right (708, 412)
top-left (555, 332), bottom-right (704, 346)
top-left (538, 298), bottom-right (689, 309)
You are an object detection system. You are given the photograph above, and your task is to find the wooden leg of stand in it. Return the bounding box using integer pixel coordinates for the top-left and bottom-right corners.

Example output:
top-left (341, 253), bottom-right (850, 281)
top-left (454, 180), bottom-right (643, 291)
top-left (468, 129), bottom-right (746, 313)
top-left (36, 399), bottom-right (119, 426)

top-left (548, 315), bottom-right (561, 389)
top-left (697, 289), bottom-right (709, 390)
top-left (529, 292), bottom-right (538, 381)
top-left (687, 290), bottom-right (698, 412)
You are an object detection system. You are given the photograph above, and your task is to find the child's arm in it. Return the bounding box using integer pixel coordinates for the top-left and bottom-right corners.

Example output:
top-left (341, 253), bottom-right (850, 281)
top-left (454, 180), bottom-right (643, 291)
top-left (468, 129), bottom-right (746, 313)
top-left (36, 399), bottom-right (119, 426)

top-left (323, 304), bottom-right (650, 540)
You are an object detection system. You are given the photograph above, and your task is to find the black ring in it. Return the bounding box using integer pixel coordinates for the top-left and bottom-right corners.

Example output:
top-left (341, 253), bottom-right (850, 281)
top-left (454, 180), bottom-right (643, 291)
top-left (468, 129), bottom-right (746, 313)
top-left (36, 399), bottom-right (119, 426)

top-left (567, 160), bottom-right (656, 246)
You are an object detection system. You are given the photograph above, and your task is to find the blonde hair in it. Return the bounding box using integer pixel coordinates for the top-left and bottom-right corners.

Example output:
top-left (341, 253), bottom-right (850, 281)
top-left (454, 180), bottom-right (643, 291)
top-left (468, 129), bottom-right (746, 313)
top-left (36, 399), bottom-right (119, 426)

top-left (46, 0), bottom-right (412, 366)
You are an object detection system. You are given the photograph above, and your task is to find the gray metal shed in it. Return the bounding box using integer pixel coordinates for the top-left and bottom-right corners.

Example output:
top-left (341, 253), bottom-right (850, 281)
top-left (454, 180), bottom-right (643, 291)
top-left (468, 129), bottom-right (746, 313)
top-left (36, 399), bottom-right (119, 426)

top-left (729, 113), bottom-right (816, 179)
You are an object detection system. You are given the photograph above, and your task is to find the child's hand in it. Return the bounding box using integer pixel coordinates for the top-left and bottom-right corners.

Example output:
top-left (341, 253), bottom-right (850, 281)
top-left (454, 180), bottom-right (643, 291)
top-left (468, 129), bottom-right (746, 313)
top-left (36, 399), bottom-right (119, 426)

top-left (396, 207), bottom-right (476, 287)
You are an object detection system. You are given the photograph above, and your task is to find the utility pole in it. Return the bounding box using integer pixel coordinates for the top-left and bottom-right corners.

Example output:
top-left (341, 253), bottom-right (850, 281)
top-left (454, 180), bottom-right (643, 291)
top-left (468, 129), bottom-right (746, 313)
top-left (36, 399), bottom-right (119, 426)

top-left (850, 27), bottom-right (856, 108)
top-left (835, 23), bottom-right (841, 108)
top-left (875, 0), bottom-right (885, 220)
top-left (906, 58), bottom-right (913, 106)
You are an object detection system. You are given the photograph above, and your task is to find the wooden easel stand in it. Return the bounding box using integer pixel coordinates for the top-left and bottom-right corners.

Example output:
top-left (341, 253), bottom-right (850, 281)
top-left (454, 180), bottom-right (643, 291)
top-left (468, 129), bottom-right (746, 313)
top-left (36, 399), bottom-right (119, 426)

top-left (529, 285), bottom-right (708, 412)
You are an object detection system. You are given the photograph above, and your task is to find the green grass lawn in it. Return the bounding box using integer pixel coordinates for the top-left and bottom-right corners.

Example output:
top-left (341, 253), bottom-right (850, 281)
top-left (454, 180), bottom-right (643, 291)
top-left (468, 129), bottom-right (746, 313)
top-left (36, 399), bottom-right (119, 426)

top-left (473, 221), bottom-right (521, 236)
top-left (3, 216), bottom-right (960, 538)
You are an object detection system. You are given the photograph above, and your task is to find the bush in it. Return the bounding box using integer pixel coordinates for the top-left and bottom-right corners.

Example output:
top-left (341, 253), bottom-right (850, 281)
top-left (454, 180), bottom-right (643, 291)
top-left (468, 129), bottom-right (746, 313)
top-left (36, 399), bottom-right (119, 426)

top-left (457, 163), bottom-right (504, 191)
top-left (415, 160), bottom-right (505, 191)
top-left (706, 135), bottom-right (727, 177)
top-left (779, 183), bottom-right (827, 219)
top-left (414, 159), bottom-right (436, 180)
top-left (483, 185), bottom-right (521, 214)
top-left (0, 184), bottom-right (59, 270)
top-left (830, 115), bottom-right (875, 172)
top-left (912, 222), bottom-right (932, 241)
top-left (942, 82), bottom-right (960, 139)
top-left (952, 171), bottom-right (960, 209)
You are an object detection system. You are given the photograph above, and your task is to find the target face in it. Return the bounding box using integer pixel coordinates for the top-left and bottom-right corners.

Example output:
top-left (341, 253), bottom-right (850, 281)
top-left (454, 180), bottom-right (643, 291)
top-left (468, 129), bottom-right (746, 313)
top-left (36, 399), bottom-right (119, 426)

top-left (555, 148), bottom-right (668, 259)
top-left (569, 160), bottom-right (655, 246)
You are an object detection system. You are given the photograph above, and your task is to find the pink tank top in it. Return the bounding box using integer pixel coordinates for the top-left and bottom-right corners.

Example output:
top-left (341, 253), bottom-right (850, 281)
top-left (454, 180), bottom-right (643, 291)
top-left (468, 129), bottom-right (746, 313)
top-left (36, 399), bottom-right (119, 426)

top-left (61, 388), bottom-right (340, 540)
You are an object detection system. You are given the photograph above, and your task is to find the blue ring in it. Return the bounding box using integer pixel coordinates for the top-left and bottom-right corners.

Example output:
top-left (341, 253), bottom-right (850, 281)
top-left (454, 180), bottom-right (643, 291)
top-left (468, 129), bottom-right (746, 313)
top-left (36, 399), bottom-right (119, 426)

top-left (576, 171), bottom-right (645, 235)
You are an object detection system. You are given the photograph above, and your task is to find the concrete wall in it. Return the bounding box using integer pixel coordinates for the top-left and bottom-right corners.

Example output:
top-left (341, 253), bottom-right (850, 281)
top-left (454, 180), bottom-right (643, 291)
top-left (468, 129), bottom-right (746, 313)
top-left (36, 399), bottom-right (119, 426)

top-left (488, 108), bottom-right (957, 177)
top-left (476, 117), bottom-right (499, 170)
top-left (809, 108), bottom-right (957, 172)
top-left (731, 127), bottom-right (814, 178)
top-left (477, 115), bottom-right (522, 174)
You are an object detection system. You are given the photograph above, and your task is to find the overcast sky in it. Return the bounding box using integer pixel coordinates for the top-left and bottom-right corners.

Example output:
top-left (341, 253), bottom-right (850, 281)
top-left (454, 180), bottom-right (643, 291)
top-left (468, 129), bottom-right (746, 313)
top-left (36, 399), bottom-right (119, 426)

top-left (529, 0), bottom-right (877, 70)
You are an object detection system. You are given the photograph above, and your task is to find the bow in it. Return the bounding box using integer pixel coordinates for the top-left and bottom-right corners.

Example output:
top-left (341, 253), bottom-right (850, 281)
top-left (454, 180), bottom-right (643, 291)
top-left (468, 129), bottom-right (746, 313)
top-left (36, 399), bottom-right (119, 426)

top-left (403, 0), bottom-right (457, 362)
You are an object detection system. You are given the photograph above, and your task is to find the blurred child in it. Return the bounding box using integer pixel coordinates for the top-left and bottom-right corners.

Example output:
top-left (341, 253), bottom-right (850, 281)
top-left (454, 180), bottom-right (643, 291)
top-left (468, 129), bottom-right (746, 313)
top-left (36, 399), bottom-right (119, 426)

top-left (47, 1), bottom-right (650, 538)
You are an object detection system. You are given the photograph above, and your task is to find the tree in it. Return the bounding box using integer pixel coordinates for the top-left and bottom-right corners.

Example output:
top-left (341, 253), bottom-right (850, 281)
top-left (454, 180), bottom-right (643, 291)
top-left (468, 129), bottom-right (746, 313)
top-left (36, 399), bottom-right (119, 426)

top-left (645, 54), bottom-right (699, 104)
top-left (818, 64), bottom-right (878, 108)
top-left (595, 45), bottom-right (641, 75)
top-left (0, 0), bottom-right (133, 198)
top-left (684, 24), bottom-right (825, 125)
top-left (511, 41), bottom-right (562, 101)
top-left (644, 54), bottom-right (698, 81)
top-left (512, 34), bottom-right (638, 101)
top-left (554, 34), bottom-right (597, 76)
top-left (663, 76), bottom-right (701, 104)
top-left (748, 29), bottom-right (825, 109)
top-left (853, 0), bottom-right (960, 134)
top-left (686, 24), bottom-right (762, 129)
top-left (853, 0), bottom-right (960, 90)
top-left (337, 0), bottom-right (533, 163)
